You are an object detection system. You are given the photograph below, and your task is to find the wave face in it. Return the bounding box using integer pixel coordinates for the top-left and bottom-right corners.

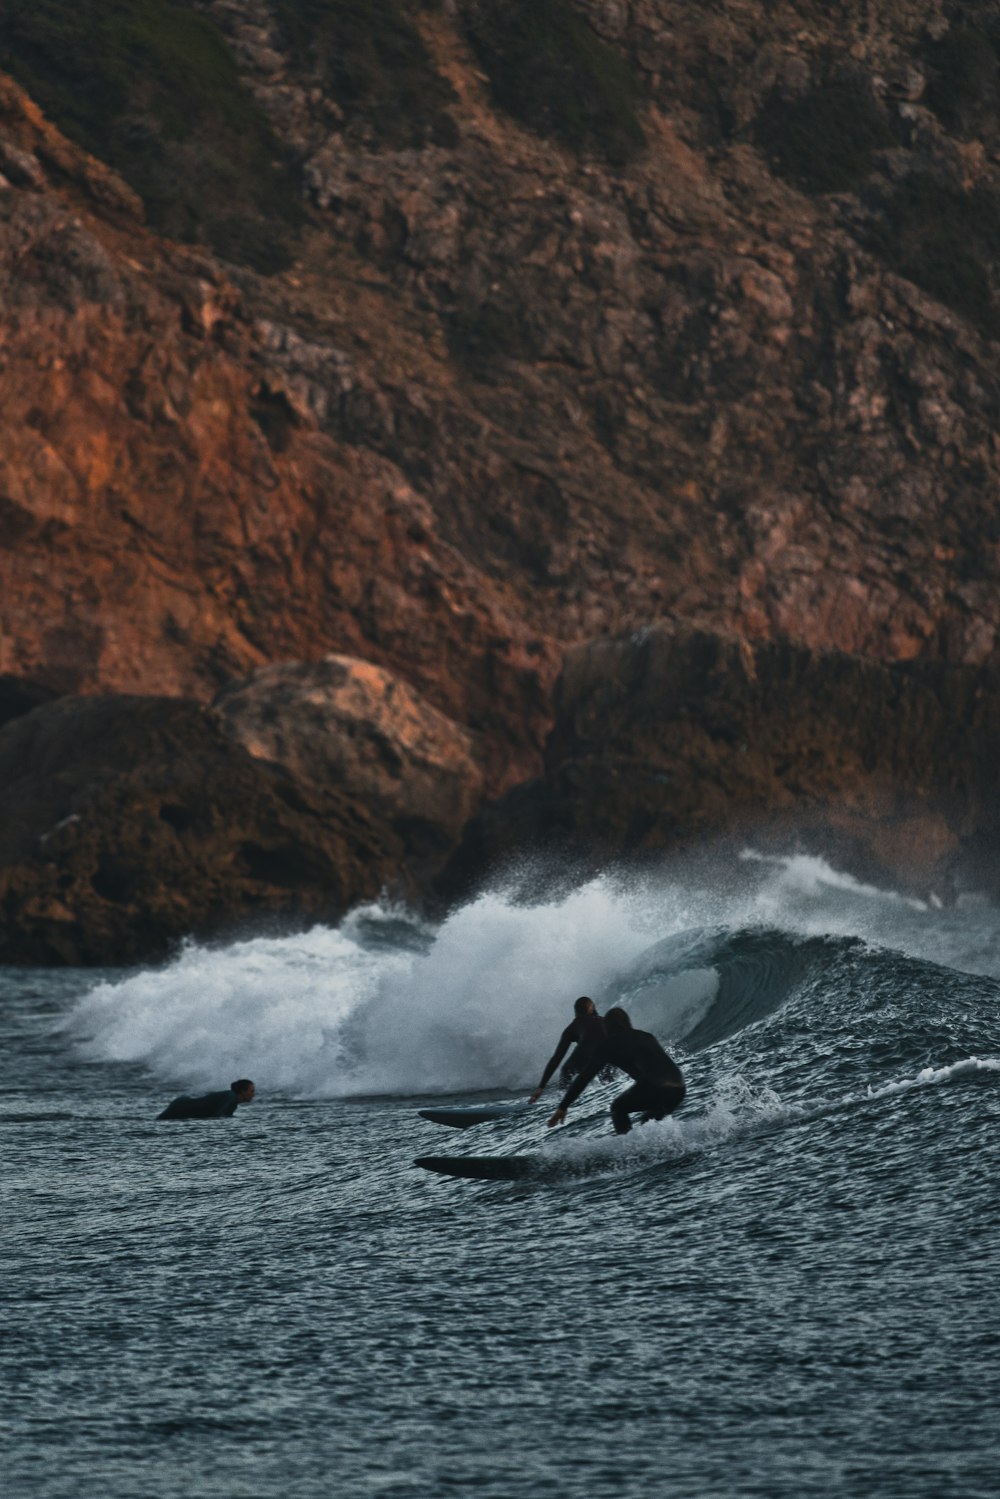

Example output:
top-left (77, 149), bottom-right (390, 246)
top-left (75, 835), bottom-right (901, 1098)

top-left (64, 851), bottom-right (1000, 1117)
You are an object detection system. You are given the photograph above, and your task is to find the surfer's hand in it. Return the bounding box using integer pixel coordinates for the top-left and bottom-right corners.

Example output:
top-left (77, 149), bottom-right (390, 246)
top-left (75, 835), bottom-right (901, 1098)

top-left (547, 1108), bottom-right (566, 1128)
top-left (529, 1089), bottom-right (542, 1103)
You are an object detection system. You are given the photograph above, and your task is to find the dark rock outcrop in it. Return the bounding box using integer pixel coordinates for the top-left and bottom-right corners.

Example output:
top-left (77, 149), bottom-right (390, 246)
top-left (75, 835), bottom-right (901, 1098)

top-left (0, 687), bottom-right (465, 965)
top-left (0, 675), bottom-right (56, 731)
top-left (442, 624), bottom-right (1000, 905)
top-left (0, 648), bottom-right (491, 963)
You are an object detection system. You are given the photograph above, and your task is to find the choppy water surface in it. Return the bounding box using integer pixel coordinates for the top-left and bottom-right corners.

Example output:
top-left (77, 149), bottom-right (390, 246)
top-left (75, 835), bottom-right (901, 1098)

top-left (4, 854), bottom-right (999, 1498)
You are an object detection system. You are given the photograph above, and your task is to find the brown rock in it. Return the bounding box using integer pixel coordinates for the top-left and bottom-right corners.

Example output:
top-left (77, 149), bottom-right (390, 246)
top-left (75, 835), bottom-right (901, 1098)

top-left (215, 654), bottom-right (485, 869)
top-left (0, 695), bottom-right (405, 965)
top-left (443, 623), bottom-right (1000, 905)
top-left (3, 5), bottom-right (1000, 778)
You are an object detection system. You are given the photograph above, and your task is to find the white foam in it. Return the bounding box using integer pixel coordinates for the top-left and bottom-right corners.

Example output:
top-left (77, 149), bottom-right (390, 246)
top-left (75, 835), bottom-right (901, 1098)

top-left (739, 848), bottom-right (929, 910)
top-left (738, 848), bottom-right (1000, 978)
top-left (860, 1054), bottom-right (1000, 1099)
top-left (62, 851), bottom-right (1000, 1099)
top-left (63, 919), bottom-right (403, 1094)
top-left (544, 1071), bottom-right (789, 1171)
top-left (65, 879), bottom-right (664, 1096)
top-left (538, 1055), bottom-right (1000, 1177)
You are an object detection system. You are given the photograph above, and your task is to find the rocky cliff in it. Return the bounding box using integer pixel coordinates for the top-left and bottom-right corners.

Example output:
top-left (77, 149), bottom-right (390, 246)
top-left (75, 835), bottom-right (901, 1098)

top-left (2, 1), bottom-right (1000, 961)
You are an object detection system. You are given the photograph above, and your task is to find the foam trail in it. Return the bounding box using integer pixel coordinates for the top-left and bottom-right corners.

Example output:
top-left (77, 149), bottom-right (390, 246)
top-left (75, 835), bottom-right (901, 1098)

top-left (535, 1056), bottom-right (1000, 1177)
top-left (859, 1054), bottom-right (1000, 1099)
top-left (545, 1072), bottom-right (788, 1171)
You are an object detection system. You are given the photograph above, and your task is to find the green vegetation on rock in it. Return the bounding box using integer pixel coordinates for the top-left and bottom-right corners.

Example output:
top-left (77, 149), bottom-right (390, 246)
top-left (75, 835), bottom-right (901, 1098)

top-left (924, 25), bottom-right (1000, 141)
top-left (756, 73), bottom-right (897, 194)
top-left (465, 0), bottom-right (645, 165)
top-left (0, 0), bottom-right (302, 273)
top-left (270, 0), bottom-right (458, 148)
top-left (869, 173), bottom-right (1000, 336)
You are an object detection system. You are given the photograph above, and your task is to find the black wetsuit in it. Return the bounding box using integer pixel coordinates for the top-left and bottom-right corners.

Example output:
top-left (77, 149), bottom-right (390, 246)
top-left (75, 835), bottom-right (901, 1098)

top-left (536, 1014), bottom-right (606, 1091)
top-left (157, 1089), bottom-right (242, 1121)
top-left (559, 1026), bottom-right (685, 1134)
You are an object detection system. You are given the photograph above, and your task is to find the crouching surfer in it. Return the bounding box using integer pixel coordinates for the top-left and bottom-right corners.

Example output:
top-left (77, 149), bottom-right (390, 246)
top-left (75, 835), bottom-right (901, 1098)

top-left (547, 1007), bottom-right (685, 1134)
top-left (529, 995), bottom-right (605, 1103)
top-left (157, 1079), bottom-right (256, 1120)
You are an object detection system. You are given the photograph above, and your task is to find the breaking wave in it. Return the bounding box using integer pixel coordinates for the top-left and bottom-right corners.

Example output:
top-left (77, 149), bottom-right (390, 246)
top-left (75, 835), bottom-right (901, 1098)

top-left (63, 851), bottom-right (1000, 1104)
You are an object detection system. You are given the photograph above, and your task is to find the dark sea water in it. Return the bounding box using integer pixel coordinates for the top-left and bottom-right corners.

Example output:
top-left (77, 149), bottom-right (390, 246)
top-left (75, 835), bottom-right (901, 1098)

top-left (4, 852), bottom-right (999, 1499)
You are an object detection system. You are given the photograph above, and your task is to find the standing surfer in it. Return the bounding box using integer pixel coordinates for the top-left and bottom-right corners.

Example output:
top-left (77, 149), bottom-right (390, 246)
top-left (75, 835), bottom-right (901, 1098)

top-left (547, 1007), bottom-right (685, 1133)
top-left (529, 995), bottom-right (605, 1103)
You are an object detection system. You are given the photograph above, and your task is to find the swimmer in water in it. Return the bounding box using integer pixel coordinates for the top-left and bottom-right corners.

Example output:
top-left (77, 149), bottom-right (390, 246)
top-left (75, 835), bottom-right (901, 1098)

top-left (156, 1079), bottom-right (256, 1120)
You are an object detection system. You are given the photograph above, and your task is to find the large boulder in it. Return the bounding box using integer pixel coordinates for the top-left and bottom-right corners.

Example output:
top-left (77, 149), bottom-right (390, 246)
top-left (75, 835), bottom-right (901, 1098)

top-left (0, 655), bottom-right (490, 965)
top-left (0, 693), bottom-right (400, 965)
top-left (214, 654), bottom-right (485, 868)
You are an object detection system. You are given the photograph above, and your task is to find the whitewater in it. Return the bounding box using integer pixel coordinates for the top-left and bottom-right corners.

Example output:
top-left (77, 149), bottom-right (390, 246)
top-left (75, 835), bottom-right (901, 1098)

top-left (4, 851), bottom-right (999, 1498)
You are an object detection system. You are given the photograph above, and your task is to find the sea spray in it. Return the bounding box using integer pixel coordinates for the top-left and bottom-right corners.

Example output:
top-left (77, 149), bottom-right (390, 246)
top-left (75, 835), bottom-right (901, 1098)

top-left (64, 877), bottom-right (660, 1096)
top-left (63, 853), bottom-right (1000, 1098)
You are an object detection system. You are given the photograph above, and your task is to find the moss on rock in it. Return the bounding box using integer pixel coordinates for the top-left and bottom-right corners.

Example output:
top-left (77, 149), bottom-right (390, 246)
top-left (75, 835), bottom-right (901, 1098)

top-left (0, 0), bottom-right (302, 272)
top-left (270, 0), bottom-right (458, 148)
top-left (465, 0), bottom-right (645, 165)
top-left (756, 72), bottom-right (897, 194)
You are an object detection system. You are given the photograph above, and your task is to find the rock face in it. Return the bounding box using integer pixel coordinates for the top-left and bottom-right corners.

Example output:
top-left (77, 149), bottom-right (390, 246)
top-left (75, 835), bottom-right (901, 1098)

top-left (0, 695), bottom-right (395, 964)
top-left (4, 2), bottom-right (1000, 958)
top-left (215, 655), bottom-right (485, 869)
top-left (442, 624), bottom-right (1000, 905)
top-left (0, 652), bottom-right (490, 963)
top-left (0, 68), bottom-right (556, 800)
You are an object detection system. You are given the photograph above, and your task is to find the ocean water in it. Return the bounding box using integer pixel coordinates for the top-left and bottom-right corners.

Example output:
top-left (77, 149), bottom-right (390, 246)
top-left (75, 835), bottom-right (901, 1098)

top-left (3, 852), bottom-right (999, 1499)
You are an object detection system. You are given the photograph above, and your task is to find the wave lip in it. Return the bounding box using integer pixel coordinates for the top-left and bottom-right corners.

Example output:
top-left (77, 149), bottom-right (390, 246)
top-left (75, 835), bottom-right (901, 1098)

top-left (617, 925), bottom-right (849, 1051)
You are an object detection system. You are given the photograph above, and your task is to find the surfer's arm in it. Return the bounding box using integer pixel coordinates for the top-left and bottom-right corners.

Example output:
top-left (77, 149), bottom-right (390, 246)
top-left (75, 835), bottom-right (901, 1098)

top-left (549, 1048), bottom-right (604, 1122)
top-left (530, 1025), bottom-right (574, 1100)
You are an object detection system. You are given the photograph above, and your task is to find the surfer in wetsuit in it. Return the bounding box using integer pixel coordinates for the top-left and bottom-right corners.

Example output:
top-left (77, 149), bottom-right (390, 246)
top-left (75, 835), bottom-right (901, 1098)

top-left (156, 1078), bottom-right (256, 1120)
top-left (529, 996), bottom-right (605, 1103)
top-left (547, 1007), bottom-right (685, 1134)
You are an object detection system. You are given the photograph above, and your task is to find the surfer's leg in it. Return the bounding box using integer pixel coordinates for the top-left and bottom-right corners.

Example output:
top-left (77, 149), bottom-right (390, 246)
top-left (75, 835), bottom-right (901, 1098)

top-left (611, 1084), bottom-right (643, 1134)
top-left (644, 1083), bottom-right (686, 1122)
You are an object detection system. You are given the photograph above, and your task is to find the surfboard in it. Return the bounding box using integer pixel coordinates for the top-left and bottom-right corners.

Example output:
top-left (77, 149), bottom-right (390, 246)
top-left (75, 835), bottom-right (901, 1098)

top-left (414, 1153), bottom-right (541, 1181)
top-left (416, 1104), bottom-right (527, 1129)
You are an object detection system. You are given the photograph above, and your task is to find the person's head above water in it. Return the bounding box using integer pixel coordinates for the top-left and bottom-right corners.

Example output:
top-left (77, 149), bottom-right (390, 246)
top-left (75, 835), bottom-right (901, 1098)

top-left (573, 996), bottom-right (597, 1019)
top-left (230, 1079), bottom-right (256, 1102)
top-left (604, 1007), bottom-right (632, 1030)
